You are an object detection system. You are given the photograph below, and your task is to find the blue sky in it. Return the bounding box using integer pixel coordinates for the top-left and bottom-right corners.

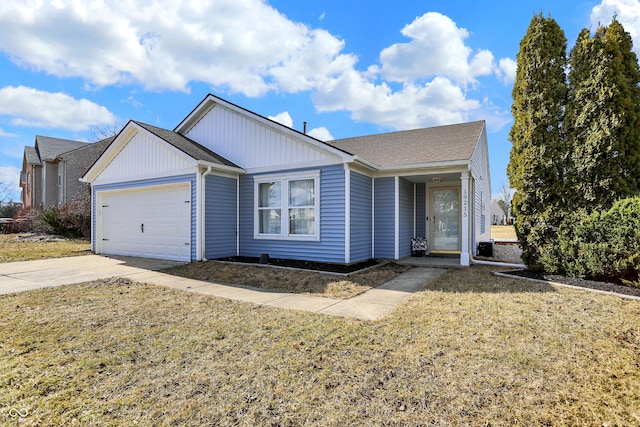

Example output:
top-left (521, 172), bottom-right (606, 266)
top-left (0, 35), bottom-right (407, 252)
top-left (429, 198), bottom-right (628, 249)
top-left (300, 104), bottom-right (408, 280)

top-left (0, 0), bottom-right (636, 203)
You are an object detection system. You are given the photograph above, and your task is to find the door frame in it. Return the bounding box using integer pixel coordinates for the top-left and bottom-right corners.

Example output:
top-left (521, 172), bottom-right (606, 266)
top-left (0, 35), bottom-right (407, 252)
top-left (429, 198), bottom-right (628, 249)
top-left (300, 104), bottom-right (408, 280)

top-left (429, 186), bottom-right (461, 254)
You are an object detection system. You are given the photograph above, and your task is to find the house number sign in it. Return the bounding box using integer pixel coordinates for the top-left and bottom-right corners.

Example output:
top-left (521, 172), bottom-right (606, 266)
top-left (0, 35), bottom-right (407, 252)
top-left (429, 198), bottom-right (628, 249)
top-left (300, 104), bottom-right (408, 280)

top-left (463, 188), bottom-right (468, 218)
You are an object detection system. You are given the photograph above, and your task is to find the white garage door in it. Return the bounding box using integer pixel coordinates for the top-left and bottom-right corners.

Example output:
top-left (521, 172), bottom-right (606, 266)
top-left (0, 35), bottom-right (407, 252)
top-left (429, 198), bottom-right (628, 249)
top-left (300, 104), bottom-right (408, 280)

top-left (99, 184), bottom-right (192, 262)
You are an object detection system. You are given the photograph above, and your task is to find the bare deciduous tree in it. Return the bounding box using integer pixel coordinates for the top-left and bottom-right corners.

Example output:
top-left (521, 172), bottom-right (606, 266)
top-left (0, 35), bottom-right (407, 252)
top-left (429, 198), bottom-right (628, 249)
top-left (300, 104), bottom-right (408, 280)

top-left (91, 120), bottom-right (123, 142)
top-left (497, 181), bottom-right (513, 219)
top-left (0, 181), bottom-right (10, 204)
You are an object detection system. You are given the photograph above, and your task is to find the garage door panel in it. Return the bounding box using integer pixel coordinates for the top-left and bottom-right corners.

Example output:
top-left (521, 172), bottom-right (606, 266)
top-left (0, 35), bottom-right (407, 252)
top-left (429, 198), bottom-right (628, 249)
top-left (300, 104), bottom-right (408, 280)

top-left (99, 184), bottom-right (191, 262)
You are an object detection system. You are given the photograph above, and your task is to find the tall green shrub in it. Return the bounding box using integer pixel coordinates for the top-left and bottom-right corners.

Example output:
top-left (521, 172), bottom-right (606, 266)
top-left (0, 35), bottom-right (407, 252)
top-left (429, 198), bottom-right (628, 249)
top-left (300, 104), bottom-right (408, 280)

top-left (507, 13), bottom-right (569, 270)
top-left (556, 197), bottom-right (640, 286)
top-left (565, 19), bottom-right (640, 212)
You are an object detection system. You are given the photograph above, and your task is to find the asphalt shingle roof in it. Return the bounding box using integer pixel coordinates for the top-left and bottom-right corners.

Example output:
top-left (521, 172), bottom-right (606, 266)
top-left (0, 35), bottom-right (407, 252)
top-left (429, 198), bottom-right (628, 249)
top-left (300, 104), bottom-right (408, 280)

top-left (35, 135), bottom-right (89, 162)
top-left (134, 121), bottom-right (240, 169)
top-left (24, 146), bottom-right (41, 165)
top-left (327, 120), bottom-right (485, 168)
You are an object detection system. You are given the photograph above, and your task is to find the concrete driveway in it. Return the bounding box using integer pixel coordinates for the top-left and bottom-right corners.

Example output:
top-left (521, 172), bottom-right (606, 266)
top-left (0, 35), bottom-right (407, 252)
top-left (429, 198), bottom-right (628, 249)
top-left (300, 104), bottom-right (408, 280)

top-left (0, 255), bottom-right (447, 320)
top-left (0, 255), bottom-right (183, 295)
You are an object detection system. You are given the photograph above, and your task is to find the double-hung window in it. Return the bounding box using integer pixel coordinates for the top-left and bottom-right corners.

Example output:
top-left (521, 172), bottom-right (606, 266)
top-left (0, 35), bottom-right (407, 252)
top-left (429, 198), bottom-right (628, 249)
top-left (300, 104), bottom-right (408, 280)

top-left (255, 171), bottom-right (319, 240)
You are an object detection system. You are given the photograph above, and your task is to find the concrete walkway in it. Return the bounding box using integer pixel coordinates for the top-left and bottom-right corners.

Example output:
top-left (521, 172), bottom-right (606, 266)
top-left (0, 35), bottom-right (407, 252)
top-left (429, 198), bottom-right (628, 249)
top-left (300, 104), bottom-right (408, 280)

top-left (0, 255), bottom-right (447, 320)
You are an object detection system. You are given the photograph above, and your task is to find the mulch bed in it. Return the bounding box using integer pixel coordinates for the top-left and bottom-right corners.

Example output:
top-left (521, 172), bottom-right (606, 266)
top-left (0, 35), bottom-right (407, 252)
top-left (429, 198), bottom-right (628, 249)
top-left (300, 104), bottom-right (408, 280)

top-left (215, 256), bottom-right (380, 274)
top-left (501, 269), bottom-right (640, 298)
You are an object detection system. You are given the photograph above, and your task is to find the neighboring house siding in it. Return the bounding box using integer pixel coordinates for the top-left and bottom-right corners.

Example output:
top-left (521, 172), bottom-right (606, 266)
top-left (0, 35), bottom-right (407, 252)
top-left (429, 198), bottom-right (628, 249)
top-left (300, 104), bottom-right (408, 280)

top-left (350, 171), bottom-right (372, 263)
top-left (44, 162), bottom-right (58, 208)
top-left (33, 167), bottom-right (42, 208)
top-left (92, 174), bottom-right (197, 259)
top-left (238, 165), bottom-right (346, 262)
top-left (399, 178), bottom-right (414, 259)
top-left (416, 183), bottom-right (426, 238)
top-left (205, 175), bottom-right (237, 259)
top-left (374, 177), bottom-right (395, 259)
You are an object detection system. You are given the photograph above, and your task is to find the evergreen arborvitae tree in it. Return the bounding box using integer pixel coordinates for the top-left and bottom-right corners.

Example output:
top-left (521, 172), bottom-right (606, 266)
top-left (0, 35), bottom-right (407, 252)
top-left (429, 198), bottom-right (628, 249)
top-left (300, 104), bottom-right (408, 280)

top-left (566, 18), bottom-right (640, 212)
top-left (507, 13), bottom-right (569, 270)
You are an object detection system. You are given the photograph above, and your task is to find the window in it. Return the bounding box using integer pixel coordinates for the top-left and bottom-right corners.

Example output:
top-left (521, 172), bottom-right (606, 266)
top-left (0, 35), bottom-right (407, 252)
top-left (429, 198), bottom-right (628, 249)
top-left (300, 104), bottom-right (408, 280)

top-left (255, 172), bottom-right (319, 240)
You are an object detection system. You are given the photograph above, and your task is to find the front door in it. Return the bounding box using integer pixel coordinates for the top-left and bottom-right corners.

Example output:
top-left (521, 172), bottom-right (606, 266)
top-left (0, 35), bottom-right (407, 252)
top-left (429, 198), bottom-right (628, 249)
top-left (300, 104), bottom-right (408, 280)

top-left (430, 188), bottom-right (460, 252)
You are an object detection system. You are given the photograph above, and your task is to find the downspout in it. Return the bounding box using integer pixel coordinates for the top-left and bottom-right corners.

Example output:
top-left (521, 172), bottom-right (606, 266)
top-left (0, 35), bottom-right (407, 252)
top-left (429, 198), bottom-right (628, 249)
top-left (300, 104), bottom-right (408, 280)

top-left (200, 166), bottom-right (214, 261)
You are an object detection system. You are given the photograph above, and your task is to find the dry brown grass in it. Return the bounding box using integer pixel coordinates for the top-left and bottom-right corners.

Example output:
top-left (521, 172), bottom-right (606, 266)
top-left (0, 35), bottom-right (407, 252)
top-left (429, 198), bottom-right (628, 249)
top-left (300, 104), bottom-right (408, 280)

top-left (491, 225), bottom-right (517, 240)
top-left (164, 261), bottom-right (412, 299)
top-left (2, 266), bottom-right (638, 426)
top-left (0, 233), bottom-right (91, 263)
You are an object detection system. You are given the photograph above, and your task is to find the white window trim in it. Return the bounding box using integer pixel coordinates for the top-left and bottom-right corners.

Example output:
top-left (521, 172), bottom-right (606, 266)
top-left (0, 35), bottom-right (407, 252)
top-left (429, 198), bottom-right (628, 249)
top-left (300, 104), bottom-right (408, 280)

top-left (253, 171), bottom-right (320, 241)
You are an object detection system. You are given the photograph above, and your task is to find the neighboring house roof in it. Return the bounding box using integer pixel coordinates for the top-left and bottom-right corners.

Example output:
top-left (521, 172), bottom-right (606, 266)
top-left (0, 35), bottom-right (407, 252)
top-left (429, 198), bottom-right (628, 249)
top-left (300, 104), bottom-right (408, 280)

top-left (57, 136), bottom-right (114, 161)
top-left (134, 121), bottom-right (240, 168)
top-left (24, 146), bottom-right (41, 166)
top-left (327, 120), bottom-right (486, 168)
top-left (35, 135), bottom-right (89, 161)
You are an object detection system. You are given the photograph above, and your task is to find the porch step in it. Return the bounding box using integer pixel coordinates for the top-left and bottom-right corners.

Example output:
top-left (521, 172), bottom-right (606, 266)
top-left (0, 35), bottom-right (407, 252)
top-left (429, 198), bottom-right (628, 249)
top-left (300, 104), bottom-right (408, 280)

top-left (396, 256), bottom-right (466, 269)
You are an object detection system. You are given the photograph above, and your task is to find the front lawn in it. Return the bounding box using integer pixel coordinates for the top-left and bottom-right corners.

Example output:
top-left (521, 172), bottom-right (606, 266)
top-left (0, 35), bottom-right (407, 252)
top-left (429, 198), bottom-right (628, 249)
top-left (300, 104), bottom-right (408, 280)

top-left (164, 261), bottom-right (412, 299)
top-left (0, 233), bottom-right (91, 263)
top-left (490, 225), bottom-right (517, 240)
top-left (1, 266), bottom-right (638, 426)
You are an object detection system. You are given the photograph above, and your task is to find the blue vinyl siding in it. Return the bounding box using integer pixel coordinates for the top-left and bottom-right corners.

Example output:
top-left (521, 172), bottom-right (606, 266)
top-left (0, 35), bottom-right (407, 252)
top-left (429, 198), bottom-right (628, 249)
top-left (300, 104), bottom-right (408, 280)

top-left (239, 165), bottom-right (346, 262)
top-left (350, 171), bottom-right (372, 262)
top-left (374, 177), bottom-right (395, 258)
top-left (416, 183), bottom-right (426, 238)
top-left (92, 174), bottom-right (197, 260)
top-left (205, 175), bottom-right (237, 259)
top-left (399, 178), bottom-right (414, 258)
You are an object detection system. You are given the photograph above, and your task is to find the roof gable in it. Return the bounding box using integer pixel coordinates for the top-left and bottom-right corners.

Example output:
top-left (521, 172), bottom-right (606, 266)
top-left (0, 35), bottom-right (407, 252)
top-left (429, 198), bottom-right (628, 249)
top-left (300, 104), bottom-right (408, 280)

top-left (174, 94), bottom-right (353, 171)
top-left (24, 146), bottom-right (41, 166)
top-left (83, 121), bottom-right (243, 184)
top-left (35, 135), bottom-right (88, 161)
top-left (327, 120), bottom-right (486, 169)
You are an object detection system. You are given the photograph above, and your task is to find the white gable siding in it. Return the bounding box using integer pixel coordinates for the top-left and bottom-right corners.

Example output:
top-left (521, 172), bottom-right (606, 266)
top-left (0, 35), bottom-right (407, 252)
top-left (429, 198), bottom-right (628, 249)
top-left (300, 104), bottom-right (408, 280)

top-left (185, 105), bottom-right (338, 171)
top-left (470, 128), bottom-right (491, 244)
top-left (94, 131), bottom-right (195, 185)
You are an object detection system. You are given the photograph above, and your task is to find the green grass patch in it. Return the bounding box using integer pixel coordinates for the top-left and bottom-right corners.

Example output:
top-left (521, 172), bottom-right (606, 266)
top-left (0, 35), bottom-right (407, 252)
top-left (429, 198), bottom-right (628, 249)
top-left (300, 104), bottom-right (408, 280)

top-left (1, 266), bottom-right (638, 425)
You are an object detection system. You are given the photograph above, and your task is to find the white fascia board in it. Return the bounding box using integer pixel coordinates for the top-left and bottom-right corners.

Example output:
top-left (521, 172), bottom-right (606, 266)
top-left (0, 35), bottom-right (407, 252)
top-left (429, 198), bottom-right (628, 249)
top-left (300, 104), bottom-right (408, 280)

top-left (175, 94), bottom-right (355, 162)
top-left (373, 162), bottom-right (469, 179)
top-left (196, 161), bottom-right (245, 176)
top-left (379, 159), bottom-right (470, 172)
top-left (91, 168), bottom-right (199, 187)
top-left (351, 155), bottom-right (379, 171)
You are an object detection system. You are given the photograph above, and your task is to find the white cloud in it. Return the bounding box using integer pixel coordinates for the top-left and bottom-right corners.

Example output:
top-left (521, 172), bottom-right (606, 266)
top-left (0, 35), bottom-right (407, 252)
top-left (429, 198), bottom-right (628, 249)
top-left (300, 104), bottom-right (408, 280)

top-left (268, 111), bottom-right (294, 128)
top-left (378, 12), bottom-right (495, 85)
top-left (498, 57), bottom-right (517, 84)
top-left (591, 0), bottom-right (640, 55)
top-left (0, 127), bottom-right (17, 137)
top-left (0, 166), bottom-right (21, 202)
top-left (0, 0), bottom-right (355, 97)
top-left (307, 127), bottom-right (333, 141)
top-left (0, 3), bottom-right (508, 132)
top-left (0, 86), bottom-right (117, 131)
top-left (314, 71), bottom-right (479, 130)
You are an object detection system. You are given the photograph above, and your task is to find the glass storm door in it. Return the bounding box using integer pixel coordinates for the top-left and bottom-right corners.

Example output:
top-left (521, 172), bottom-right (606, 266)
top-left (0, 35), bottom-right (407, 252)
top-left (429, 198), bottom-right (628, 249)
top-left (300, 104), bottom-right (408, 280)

top-left (431, 188), bottom-right (460, 252)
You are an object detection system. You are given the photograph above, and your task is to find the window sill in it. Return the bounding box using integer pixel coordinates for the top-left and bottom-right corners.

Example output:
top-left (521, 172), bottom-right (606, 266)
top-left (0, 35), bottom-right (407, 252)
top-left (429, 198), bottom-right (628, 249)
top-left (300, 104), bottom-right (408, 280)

top-left (254, 234), bottom-right (320, 242)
